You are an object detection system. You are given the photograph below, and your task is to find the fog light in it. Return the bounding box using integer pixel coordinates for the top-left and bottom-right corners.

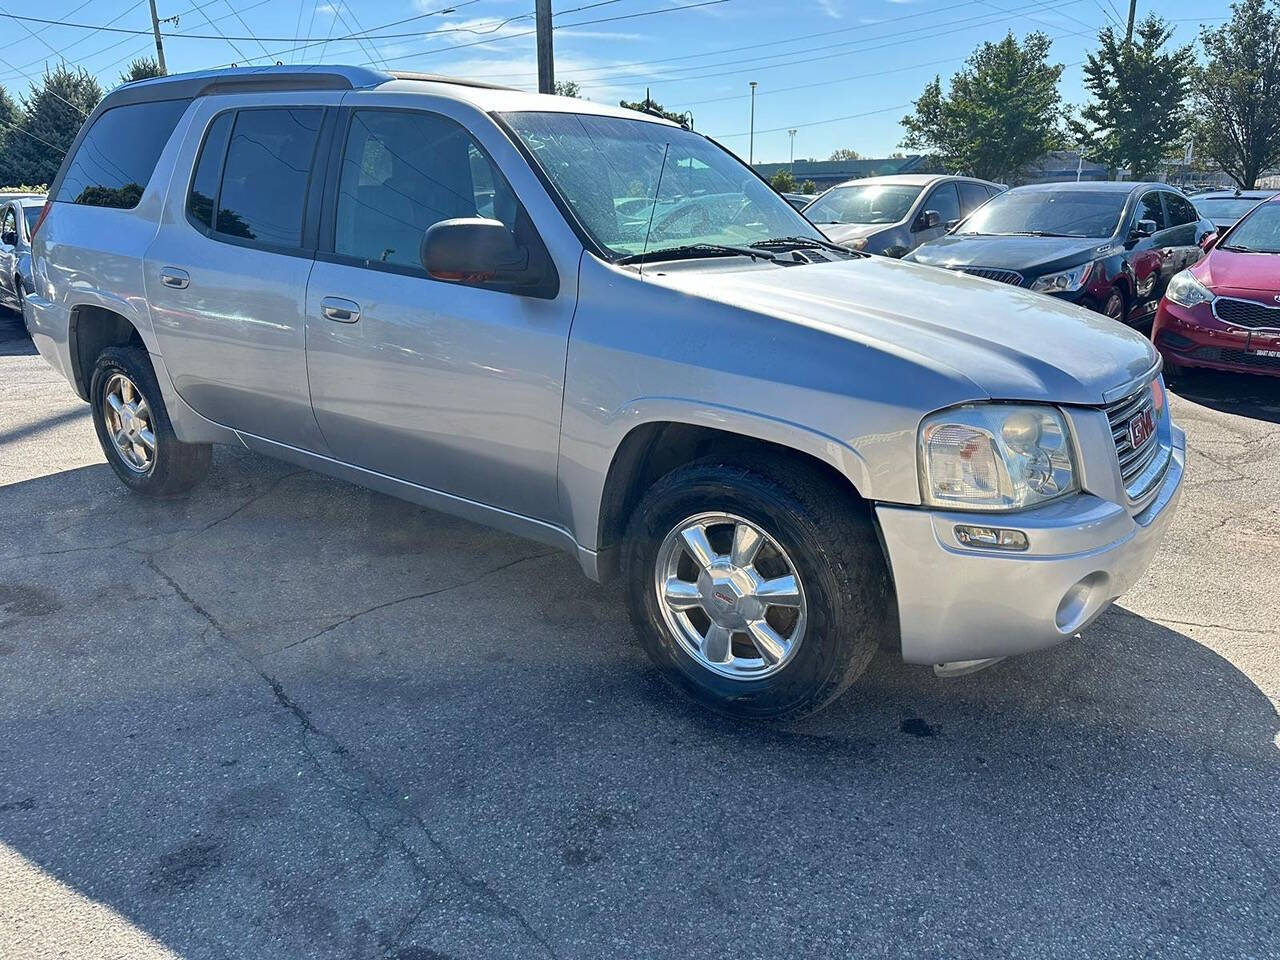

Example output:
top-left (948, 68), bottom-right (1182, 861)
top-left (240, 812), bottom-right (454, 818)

top-left (954, 524), bottom-right (1029, 550)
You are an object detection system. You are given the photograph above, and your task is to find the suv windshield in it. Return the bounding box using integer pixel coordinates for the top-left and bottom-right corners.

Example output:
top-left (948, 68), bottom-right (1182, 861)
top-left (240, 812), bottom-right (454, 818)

top-left (1220, 202), bottom-right (1280, 253)
top-left (958, 189), bottom-right (1127, 238)
top-left (1195, 196), bottom-right (1267, 221)
top-left (502, 111), bottom-right (823, 260)
top-left (803, 183), bottom-right (921, 225)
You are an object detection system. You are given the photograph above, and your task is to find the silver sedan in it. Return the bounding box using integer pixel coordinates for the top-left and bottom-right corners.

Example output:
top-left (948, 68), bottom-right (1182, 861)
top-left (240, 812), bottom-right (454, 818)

top-left (0, 195), bottom-right (46, 315)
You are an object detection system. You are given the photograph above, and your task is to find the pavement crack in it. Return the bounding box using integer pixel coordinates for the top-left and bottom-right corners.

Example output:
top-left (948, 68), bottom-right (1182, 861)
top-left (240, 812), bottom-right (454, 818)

top-left (272, 550), bottom-right (558, 654)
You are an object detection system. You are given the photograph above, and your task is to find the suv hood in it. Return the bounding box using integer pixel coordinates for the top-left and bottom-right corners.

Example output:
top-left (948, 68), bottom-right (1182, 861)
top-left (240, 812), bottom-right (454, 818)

top-left (907, 233), bottom-right (1109, 275)
top-left (650, 255), bottom-right (1157, 405)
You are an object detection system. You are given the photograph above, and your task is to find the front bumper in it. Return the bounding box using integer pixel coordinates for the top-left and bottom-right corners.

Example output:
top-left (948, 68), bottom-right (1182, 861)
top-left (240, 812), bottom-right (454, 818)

top-left (1154, 299), bottom-right (1280, 378)
top-left (875, 426), bottom-right (1185, 665)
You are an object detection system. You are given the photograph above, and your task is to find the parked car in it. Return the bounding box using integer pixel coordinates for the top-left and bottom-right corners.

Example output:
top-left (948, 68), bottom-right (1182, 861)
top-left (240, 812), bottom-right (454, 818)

top-left (801, 174), bottom-right (1004, 256)
top-left (906, 181), bottom-right (1216, 324)
top-left (28, 66), bottom-right (1184, 719)
top-left (781, 192), bottom-right (811, 211)
top-left (1190, 189), bottom-right (1278, 233)
top-left (0, 195), bottom-right (46, 317)
top-left (1152, 194), bottom-right (1280, 378)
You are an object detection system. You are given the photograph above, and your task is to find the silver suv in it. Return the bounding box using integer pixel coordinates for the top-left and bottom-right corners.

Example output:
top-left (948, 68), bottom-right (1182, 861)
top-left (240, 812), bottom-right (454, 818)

top-left (27, 66), bottom-right (1185, 719)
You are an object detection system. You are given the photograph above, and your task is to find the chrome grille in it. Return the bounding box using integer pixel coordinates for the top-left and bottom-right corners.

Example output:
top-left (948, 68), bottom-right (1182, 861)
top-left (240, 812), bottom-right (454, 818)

top-left (953, 266), bottom-right (1024, 286)
top-left (1104, 381), bottom-right (1165, 501)
top-left (1213, 297), bottom-right (1280, 330)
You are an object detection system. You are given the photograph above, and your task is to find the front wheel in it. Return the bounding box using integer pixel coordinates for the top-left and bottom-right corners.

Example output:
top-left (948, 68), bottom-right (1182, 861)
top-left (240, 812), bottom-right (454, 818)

top-left (90, 344), bottom-right (211, 497)
top-left (622, 459), bottom-right (893, 720)
top-left (1100, 287), bottom-right (1127, 323)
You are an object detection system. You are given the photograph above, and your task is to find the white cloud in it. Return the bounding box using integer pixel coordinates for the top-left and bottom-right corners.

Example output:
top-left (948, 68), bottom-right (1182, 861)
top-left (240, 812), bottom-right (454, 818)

top-left (817, 0), bottom-right (843, 17)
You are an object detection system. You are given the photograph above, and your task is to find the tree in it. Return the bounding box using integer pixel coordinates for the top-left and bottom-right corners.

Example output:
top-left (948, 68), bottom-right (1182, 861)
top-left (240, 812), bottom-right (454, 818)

top-left (799, 179), bottom-right (818, 194)
top-left (554, 79), bottom-right (581, 98)
top-left (828, 147), bottom-right (862, 160)
top-left (7, 65), bottom-right (102, 186)
top-left (770, 169), bottom-right (797, 192)
top-left (0, 86), bottom-right (20, 186)
top-left (1193, 0), bottom-right (1280, 189)
top-left (1071, 15), bottom-right (1194, 179)
top-left (619, 95), bottom-right (685, 124)
top-left (120, 56), bottom-right (164, 85)
top-left (901, 32), bottom-right (1065, 181)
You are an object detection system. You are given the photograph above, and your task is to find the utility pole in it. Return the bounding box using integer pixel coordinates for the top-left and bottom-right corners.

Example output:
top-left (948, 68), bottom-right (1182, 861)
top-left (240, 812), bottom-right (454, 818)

top-left (1124, 0), bottom-right (1137, 45)
top-left (148, 0), bottom-right (168, 73)
top-left (748, 81), bottom-right (758, 166)
top-left (788, 129), bottom-right (797, 169)
top-left (536, 0), bottom-right (554, 94)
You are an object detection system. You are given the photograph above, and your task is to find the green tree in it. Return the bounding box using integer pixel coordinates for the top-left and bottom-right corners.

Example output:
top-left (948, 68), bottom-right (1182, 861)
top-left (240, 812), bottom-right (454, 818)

top-left (0, 86), bottom-right (20, 186)
top-left (8, 65), bottom-right (102, 186)
top-left (619, 95), bottom-right (685, 124)
top-left (828, 147), bottom-right (862, 160)
top-left (1071, 15), bottom-right (1194, 179)
top-left (120, 56), bottom-right (164, 85)
top-left (554, 79), bottom-right (581, 98)
top-left (1193, 0), bottom-right (1280, 188)
top-left (800, 179), bottom-right (818, 194)
top-left (770, 169), bottom-right (797, 192)
top-left (901, 32), bottom-right (1065, 181)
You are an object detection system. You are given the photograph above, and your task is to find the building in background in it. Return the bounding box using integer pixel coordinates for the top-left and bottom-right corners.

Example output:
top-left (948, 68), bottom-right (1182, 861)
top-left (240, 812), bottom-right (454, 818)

top-left (752, 155), bottom-right (936, 191)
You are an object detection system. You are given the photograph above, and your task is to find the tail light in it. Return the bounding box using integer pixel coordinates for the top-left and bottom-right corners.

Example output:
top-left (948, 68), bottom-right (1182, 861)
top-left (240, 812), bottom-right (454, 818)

top-left (30, 198), bottom-right (52, 240)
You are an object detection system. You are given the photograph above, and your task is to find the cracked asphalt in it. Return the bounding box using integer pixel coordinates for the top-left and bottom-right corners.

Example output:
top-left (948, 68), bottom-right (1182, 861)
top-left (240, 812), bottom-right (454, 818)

top-left (0, 309), bottom-right (1277, 959)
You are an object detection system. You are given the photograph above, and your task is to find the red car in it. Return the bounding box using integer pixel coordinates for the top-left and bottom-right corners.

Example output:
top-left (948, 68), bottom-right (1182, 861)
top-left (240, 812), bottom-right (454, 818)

top-left (1153, 194), bottom-right (1280, 377)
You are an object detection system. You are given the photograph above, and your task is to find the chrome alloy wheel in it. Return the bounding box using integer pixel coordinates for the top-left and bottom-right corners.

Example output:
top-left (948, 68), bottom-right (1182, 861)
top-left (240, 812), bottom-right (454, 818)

top-left (655, 512), bottom-right (807, 680)
top-left (102, 373), bottom-right (155, 473)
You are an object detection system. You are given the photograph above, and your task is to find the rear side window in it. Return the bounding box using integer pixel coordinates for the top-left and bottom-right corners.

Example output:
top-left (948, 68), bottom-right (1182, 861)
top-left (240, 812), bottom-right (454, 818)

top-left (957, 181), bottom-right (989, 215)
top-left (213, 108), bottom-right (323, 248)
top-left (58, 99), bottom-right (191, 209)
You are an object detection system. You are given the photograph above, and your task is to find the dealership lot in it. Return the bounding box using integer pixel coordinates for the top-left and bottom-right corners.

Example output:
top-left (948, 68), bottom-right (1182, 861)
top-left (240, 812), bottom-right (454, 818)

top-left (0, 311), bottom-right (1277, 958)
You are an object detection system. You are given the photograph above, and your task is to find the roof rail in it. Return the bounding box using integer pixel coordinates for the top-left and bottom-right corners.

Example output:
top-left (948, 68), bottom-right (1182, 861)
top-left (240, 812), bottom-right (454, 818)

top-left (108, 64), bottom-right (394, 107)
top-left (388, 71), bottom-right (518, 92)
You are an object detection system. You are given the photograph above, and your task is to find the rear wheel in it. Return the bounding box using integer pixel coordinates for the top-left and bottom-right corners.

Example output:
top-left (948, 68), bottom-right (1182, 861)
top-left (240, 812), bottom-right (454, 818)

top-left (90, 344), bottom-right (211, 497)
top-left (623, 459), bottom-right (893, 720)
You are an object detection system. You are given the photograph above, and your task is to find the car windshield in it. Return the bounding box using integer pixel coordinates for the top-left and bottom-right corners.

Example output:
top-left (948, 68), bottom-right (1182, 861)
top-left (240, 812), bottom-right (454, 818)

top-left (1195, 197), bottom-right (1268, 221)
top-left (1220, 202), bottom-right (1280, 254)
top-left (501, 111), bottom-right (823, 259)
top-left (957, 189), bottom-right (1127, 238)
top-left (803, 184), bottom-right (922, 225)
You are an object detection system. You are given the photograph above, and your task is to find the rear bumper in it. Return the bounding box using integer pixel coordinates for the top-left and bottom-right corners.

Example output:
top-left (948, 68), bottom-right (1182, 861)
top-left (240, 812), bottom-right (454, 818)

top-left (875, 426), bottom-right (1185, 665)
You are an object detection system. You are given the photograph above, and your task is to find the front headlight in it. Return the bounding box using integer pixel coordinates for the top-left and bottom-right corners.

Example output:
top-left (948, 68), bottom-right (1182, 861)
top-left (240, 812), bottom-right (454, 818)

top-left (1030, 262), bottom-right (1093, 293)
top-left (1165, 269), bottom-right (1212, 307)
top-left (848, 237), bottom-right (868, 250)
top-left (919, 404), bottom-right (1077, 511)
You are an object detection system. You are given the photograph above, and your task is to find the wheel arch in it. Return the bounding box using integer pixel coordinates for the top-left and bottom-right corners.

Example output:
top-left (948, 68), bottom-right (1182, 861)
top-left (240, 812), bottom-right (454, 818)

top-left (68, 304), bottom-right (146, 401)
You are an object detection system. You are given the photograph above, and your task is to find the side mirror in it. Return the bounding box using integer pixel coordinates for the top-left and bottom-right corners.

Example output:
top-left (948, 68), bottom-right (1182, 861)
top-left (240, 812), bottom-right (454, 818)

top-left (0, 229), bottom-right (14, 246)
top-left (1128, 219), bottom-right (1158, 244)
top-left (420, 218), bottom-right (530, 285)
top-left (917, 209), bottom-right (942, 231)
top-left (1200, 231), bottom-right (1219, 253)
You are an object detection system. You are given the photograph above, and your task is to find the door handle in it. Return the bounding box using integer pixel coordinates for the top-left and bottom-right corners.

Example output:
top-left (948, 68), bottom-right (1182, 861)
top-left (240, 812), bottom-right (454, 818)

top-left (320, 296), bottom-right (361, 323)
top-left (159, 268), bottom-right (189, 289)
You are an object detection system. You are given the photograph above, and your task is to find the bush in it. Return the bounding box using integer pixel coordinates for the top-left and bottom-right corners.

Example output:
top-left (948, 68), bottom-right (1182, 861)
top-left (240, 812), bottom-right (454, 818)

top-left (0, 184), bottom-right (47, 194)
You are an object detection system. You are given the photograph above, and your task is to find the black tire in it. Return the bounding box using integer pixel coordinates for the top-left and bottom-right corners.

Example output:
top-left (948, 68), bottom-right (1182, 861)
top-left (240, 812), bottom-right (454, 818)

top-left (89, 344), bottom-right (211, 497)
top-left (622, 458), bottom-right (894, 720)
top-left (1101, 287), bottom-right (1126, 323)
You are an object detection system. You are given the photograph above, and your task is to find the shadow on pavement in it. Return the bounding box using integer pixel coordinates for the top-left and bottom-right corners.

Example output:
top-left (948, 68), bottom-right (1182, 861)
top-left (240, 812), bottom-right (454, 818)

top-left (0, 454), bottom-right (1276, 958)
top-left (0, 309), bottom-right (35, 357)
top-left (1171, 368), bottom-right (1280, 424)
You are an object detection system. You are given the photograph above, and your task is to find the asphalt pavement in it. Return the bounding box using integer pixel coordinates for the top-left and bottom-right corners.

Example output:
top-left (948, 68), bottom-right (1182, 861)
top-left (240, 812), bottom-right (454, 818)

top-left (1, 309), bottom-right (1277, 959)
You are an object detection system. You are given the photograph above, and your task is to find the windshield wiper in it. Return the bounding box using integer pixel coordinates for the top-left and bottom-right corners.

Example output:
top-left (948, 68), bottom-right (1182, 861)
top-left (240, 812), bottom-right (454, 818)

top-left (616, 243), bottom-right (775, 265)
top-left (750, 235), bottom-right (860, 255)
top-left (1003, 230), bottom-right (1077, 238)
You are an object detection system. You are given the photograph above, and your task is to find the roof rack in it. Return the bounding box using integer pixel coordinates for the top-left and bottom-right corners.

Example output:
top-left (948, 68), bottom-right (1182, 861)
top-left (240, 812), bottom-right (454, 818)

top-left (388, 71), bottom-right (518, 92)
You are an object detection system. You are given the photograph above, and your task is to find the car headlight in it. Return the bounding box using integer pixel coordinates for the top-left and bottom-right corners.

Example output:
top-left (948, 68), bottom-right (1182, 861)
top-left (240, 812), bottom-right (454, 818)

top-left (1030, 262), bottom-right (1093, 293)
top-left (919, 404), bottom-right (1077, 511)
top-left (1165, 269), bottom-right (1212, 307)
top-left (848, 237), bottom-right (868, 250)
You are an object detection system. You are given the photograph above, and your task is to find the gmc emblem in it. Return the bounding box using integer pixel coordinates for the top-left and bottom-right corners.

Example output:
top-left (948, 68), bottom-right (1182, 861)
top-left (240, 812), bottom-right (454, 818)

top-left (1128, 408), bottom-right (1155, 449)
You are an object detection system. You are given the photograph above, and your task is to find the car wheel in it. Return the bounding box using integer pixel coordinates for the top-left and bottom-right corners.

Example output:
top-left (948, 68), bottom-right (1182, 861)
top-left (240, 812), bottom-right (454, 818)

top-left (622, 458), bottom-right (893, 720)
top-left (1102, 288), bottom-right (1126, 323)
top-left (90, 344), bottom-right (212, 497)
top-left (12, 276), bottom-right (22, 315)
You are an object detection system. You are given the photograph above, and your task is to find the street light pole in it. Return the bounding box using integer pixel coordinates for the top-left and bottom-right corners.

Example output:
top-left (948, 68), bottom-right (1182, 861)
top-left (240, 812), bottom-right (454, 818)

top-left (148, 0), bottom-right (167, 74)
top-left (788, 128), bottom-right (796, 169)
top-left (536, 0), bottom-right (554, 94)
top-left (748, 81), bottom-right (758, 166)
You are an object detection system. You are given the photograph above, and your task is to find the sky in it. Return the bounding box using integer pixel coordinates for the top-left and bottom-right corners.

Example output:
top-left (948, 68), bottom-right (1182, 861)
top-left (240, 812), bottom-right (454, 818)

top-left (0, 0), bottom-right (1240, 163)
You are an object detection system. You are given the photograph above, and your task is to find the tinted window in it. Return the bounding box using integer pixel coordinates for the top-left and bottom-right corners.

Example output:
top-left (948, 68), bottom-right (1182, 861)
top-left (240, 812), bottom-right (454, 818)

top-left (1135, 192), bottom-right (1167, 231)
top-left (957, 182), bottom-right (990, 216)
top-left (923, 183), bottom-right (961, 224)
top-left (58, 99), bottom-right (191, 209)
top-left (186, 112), bottom-right (233, 230)
top-left (1164, 192), bottom-right (1198, 226)
top-left (22, 206), bottom-right (40, 234)
top-left (804, 183), bottom-right (922, 225)
top-left (335, 110), bottom-right (513, 270)
top-left (1195, 197), bottom-right (1266, 221)
top-left (1, 207), bottom-right (15, 243)
top-left (216, 108), bottom-right (322, 247)
top-left (960, 189), bottom-right (1127, 238)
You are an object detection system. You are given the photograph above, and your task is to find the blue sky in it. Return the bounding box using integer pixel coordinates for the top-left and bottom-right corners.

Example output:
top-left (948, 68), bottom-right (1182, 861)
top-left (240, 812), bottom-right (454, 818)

top-left (0, 0), bottom-right (1237, 162)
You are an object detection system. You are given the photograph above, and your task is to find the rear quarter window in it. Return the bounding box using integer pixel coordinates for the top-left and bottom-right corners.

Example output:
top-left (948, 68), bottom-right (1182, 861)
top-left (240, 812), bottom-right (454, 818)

top-left (58, 98), bottom-right (191, 210)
